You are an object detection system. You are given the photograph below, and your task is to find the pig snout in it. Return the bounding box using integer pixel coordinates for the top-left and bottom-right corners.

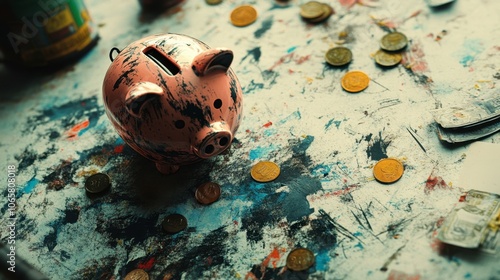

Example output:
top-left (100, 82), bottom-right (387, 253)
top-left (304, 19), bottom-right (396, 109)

top-left (193, 122), bottom-right (233, 159)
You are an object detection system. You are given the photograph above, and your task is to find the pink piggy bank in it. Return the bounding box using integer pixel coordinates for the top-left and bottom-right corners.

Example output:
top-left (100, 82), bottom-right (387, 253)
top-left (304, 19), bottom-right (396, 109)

top-left (102, 33), bottom-right (243, 174)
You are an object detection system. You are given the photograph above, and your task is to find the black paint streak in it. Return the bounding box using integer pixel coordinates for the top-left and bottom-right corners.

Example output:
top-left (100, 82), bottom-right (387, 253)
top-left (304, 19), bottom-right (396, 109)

top-left (241, 135), bottom-right (322, 244)
top-left (159, 226), bottom-right (229, 279)
top-left (365, 132), bottom-right (391, 161)
top-left (181, 102), bottom-right (210, 127)
top-left (242, 47), bottom-right (262, 63)
top-left (96, 214), bottom-right (159, 247)
top-left (254, 16), bottom-right (273, 39)
top-left (63, 208), bottom-right (80, 224)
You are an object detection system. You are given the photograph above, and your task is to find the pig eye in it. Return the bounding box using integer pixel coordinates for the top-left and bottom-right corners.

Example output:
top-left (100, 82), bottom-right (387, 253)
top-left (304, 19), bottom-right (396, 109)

top-left (213, 99), bottom-right (222, 109)
top-left (175, 120), bottom-right (185, 129)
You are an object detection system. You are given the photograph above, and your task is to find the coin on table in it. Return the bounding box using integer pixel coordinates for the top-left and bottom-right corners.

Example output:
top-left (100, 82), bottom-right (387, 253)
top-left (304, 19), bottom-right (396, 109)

top-left (341, 71), bottom-right (370, 93)
top-left (250, 161), bottom-right (280, 182)
top-left (374, 49), bottom-right (402, 67)
top-left (306, 3), bottom-right (334, 23)
top-left (325, 46), bottom-right (352, 66)
top-left (162, 213), bottom-right (187, 234)
top-left (124, 269), bottom-right (149, 280)
top-left (380, 32), bottom-right (408, 51)
top-left (373, 158), bottom-right (404, 184)
top-left (300, 1), bottom-right (324, 20)
top-left (230, 5), bottom-right (257, 27)
top-left (206, 0), bottom-right (222, 5)
top-left (286, 248), bottom-right (315, 271)
top-left (195, 182), bottom-right (221, 205)
top-left (85, 173), bottom-right (111, 194)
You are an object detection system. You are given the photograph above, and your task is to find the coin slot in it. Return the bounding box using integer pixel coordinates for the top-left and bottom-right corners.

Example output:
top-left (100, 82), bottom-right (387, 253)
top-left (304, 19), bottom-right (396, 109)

top-left (144, 47), bottom-right (180, 76)
top-left (174, 120), bottom-right (185, 129)
top-left (204, 144), bottom-right (215, 154)
top-left (219, 136), bottom-right (229, 147)
top-left (213, 99), bottom-right (222, 109)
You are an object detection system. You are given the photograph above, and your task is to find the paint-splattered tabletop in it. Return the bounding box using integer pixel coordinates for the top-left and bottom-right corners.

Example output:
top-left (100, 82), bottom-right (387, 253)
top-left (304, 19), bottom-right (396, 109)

top-left (1, 0), bottom-right (499, 279)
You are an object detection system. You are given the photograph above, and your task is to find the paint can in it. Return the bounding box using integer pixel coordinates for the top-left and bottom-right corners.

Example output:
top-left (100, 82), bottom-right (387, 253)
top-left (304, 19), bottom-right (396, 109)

top-left (0, 0), bottom-right (99, 68)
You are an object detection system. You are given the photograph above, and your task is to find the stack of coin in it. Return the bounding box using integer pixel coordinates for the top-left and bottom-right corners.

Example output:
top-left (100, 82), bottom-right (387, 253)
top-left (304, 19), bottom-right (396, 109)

top-left (325, 46), bottom-right (353, 67)
top-left (230, 5), bottom-right (257, 27)
top-left (299, 1), bottom-right (334, 24)
top-left (373, 31), bottom-right (408, 67)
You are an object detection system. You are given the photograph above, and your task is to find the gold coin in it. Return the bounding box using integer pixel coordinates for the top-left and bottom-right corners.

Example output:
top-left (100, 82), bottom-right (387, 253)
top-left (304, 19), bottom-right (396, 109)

top-left (286, 248), bottom-right (315, 271)
top-left (374, 49), bottom-right (402, 67)
top-left (206, 0), bottom-right (222, 5)
top-left (373, 158), bottom-right (404, 184)
top-left (230, 5), bottom-right (257, 27)
top-left (306, 3), bottom-right (334, 23)
top-left (380, 32), bottom-right (408, 51)
top-left (162, 213), bottom-right (187, 234)
top-left (250, 161), bottom-right (280, 182)
top-left (299, 1), bottom-right (324, 19)
top-left (325, 46), bottom-right (352, 66)
top-left (341, 71), bottom-right (370, 93)
top-left (125, 269), bottom-right (149, 280)
top-left (195, 182), bottom-right (221, 205)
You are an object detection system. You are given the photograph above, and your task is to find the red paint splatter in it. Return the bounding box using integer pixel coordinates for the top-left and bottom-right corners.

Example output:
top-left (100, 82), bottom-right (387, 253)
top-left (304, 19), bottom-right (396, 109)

top-left (269, 53), bottom-right (294, 71)
top-left (66, 119), bottom-right (90, 139)
top-left (205, 256), bottom-right (213, 266)
top-left (424, 173), bottom-right (450, 194)
top-left (261, 247), bottom-right (283, 269)
top-left (295, 55), bottom-right (311, 64)
top-left (308, 184), bottom-right (358, 202)
top-left (263, 121), bottom-right (273, 128)
top-left (114, 145), bottom-right (124, 153)
top-left (138, 257), bottom-right (155, 270)
top-left (401, 41), bottom-right (429, 73)
top-left (245, 272), bottom-right (258, 280)
top-left (388, 270), bottom-right (421, 280)
top-left (246, 129), bottom-right (251, 133)
top-left (339, 0), bottom-right (357, 8)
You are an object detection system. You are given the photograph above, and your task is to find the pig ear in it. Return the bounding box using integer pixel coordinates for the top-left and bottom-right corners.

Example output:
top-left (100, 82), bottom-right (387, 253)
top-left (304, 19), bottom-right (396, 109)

top-left (192, 48), bottom-right (234, 76)
top-left (125, 82), bottom-right (164, 118)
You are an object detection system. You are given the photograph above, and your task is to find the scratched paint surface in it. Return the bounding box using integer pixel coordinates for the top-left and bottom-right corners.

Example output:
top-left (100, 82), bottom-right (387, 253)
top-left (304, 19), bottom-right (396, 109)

top-left (1, 0), bottom-right (499, 279)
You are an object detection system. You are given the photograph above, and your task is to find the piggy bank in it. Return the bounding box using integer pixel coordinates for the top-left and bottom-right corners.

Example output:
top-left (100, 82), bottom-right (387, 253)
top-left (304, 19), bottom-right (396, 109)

top-left (102, 33), bottom-right (243, 174)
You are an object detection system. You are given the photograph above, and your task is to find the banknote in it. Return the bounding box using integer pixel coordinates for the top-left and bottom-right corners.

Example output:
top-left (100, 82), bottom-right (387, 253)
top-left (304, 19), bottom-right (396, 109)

top-left (432, 95), bottom-right (500, 129)
top-left (436, 119), bottom-right (500, 143)
top-left (438, 190), bottom-right (500, 249)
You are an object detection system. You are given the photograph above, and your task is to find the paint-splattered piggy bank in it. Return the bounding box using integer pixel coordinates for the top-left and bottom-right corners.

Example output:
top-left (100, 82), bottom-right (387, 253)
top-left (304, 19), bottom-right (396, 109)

top-left (102, 33), bottom-right (243, 174)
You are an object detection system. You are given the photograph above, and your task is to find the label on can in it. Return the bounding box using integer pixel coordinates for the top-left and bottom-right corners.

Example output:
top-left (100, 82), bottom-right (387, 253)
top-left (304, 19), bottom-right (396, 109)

top-left (0, 0), bottom-right (99, 67)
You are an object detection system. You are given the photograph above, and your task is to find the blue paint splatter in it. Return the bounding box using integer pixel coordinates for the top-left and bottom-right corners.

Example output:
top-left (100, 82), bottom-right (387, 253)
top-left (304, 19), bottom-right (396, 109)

top-left (249, 144), bottom-right (279, 160)
top-left (315, 250), bottom-right (331, 271)
top-left (115, 137), bottom-right (125, 145)
top-left (263, 128), bottom-right (277, 137)
top-left (22, 177), bottom-right (39, 194)
top-left (354, 242), bottom-right (364, 250)
top-left (464, 273), bottom-right (472, 279)
top-left (254, 16), bottom-right (273, 39)
top-left (287, 46), bottom-right (297, 53)
top-left (278, 110), bottom-right (301, 124)
top-left (325, 118), bottom-right (341, 130)
top-left (457, 39), bottom-right (484, 67)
